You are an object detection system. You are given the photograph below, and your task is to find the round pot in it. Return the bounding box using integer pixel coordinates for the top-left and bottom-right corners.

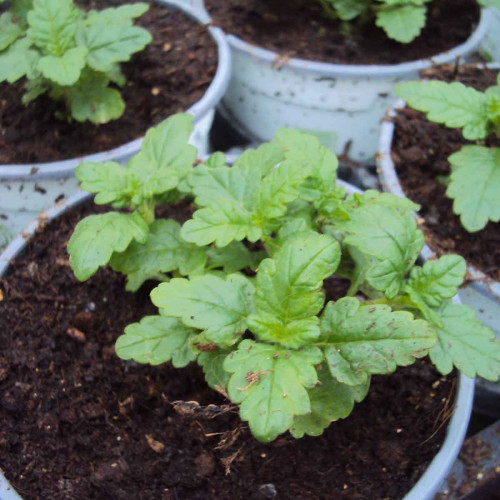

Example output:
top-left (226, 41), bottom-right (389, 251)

top-left (207, 8), bottom-right (490, 163)
top-left (0, 0), bottom-right (231, 240)
top-left (0, 180), bottom-right (474, 500)
top-left (377, 89), bottom-right (500, 418)
top-left (481, 6), bottom-right (500, 60)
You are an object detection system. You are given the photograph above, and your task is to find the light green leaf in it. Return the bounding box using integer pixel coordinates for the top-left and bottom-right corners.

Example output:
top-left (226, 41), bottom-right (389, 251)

top-left (206, 241), bottom-right (264, 273)
top-left (181, 199), bottom-right (262, 247)
top-left (27, 0), bottom-right (80, 55)
top-left (224, 340), bottom-right (323, 442)
top-left (341, 204), bottom-right (424, 298)
top-left (478, 0), bottom-right (500, 8)
top-left (67, 70), bottom-right (125, 123)
top-left (86, 3), bottom-right (149, 25)
top-left (68, 211), bottom-right (148, 281)
top-left (77, 22), bottom-right (151, 72)
top-left (320, 297), bottom-right (436, 386)
top-left (357, 189), bottom-right (420, 212)
top-left (151, 273), bottom-right (255, 347)
top-left (255, 159), bottom-right (311, 218)
top-left (0, 12), bottom-right (23, 51)
top-left (188, 163), bottom-right (260, 209)
top-left (248, 233), bottom-right (340, 348)
top-left (406, 255), bottom-right (466, 307)
top-left (395, 81), bottom-right (489, 140)
top-left (375, 5), bottom-right (426, 43)
top-left (290, 363), bottom-right (369, 438)
top-left (138, 114), bottom-right (197, 181)
top-left (430, 302), bottom-right (500, 381)
top-left (198, 349), bottom-right (231, 391)
top-left (232, 141), bottom-right (284, 177)
top-left (447, 146), bottom-right (500, 232)
top-left (37, 46), bottom-right (87, 85)
top-left (0, 38), bottom-right (39, 83)
top-left (204, 151), bottom-right (226, 169)
top-left (275, 128), bottom-right (338, 190)
top-left (116, 315), bottom-right (197, 367)
top-left (75, 161), bottom-right (132, 206)
top-left (331, 0), bottom-right (370, 20)
top-left (111, 219), bottom-right (206, 276)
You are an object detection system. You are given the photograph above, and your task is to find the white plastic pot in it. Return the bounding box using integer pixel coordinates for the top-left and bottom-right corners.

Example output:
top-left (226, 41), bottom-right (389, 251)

top-left (377, 93), bottom-right (500, 416)
top-left (481, 7), bottom-right (500, 60)
top-left (210, 8), bottom-right (490, 162)
top-left (0, 181), bottom-right (474, 500)
top-left (0, 0), bottom-right (231, 239)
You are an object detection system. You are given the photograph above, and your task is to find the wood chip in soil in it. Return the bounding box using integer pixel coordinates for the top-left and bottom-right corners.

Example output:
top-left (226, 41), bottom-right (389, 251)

top-left (391, 64), bottom-right (500, 282)
top-left (0, 0), bottom-right (217, 164)
top-left (206, 0), bottom-right (479, 65)
top-left (0, 200), bottom-right (456, 499)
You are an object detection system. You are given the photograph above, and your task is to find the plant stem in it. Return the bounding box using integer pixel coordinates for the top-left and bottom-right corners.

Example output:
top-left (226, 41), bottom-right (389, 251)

top-left (139, 199), bottom-right (155, 225)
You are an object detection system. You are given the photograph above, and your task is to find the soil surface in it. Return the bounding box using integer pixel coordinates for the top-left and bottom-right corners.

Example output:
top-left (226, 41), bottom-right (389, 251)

top-left (0, 0), bottom-right (217, 164)
top-left (391, 64), bottom-right (500, 281)
top-left (0, 200), bottom-right (456, 499)
top-left (206, 0), bottom-right (479, 65)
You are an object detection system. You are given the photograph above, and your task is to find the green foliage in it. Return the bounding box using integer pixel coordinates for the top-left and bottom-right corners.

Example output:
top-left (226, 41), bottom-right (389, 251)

top-left (116, 316), bottom-right (197, 367)
top-left (68, 116), bottom-right (499, 443)
top-left (0, 0), bottom-right (151, 123)
top-left (396, 75), bottom-right (500, 233)
top-left (323, 0), bottom-right (432, 43)
top-left (429, 302), bottom-right (500, 381)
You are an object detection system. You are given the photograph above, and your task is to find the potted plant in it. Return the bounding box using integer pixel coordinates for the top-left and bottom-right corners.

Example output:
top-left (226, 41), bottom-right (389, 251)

top-left (203, 0), bottom-right (492, 162)
top-left (0, 0), bottom-right (230, 238)
top-left (1, 115), bottom-right (497, 498)
top-left (377, 63), bottom-right (500, 417)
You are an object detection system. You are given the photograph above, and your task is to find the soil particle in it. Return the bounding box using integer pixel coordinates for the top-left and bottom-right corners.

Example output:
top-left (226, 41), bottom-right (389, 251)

top-left (206, 0), bottom-right (480, 65)
top-left (0, 0), bottom-right (217, 164)
top-left (0, 200), bottom-right (455, 499)
top-left (391, 64), bottom-right (500, 281)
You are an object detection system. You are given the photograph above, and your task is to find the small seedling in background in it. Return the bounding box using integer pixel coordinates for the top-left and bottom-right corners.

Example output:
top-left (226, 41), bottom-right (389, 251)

top-left (0, 0), bottom-right (151, 123)
top-left (396, 71), bottom-right (500, 232)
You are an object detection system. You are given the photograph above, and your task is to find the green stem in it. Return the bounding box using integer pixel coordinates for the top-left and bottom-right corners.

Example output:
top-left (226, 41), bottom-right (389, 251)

top-left (139, 199), bottom-right (155, 225)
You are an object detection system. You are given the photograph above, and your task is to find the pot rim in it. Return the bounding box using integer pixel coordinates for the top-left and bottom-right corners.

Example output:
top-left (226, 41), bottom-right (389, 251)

top-left (376, 62), bottom-right (500, 303)
top-left (0, 0), bottom-right (231, 180)
top-left (0, 181), bottom-right (474, 500)
top-left (216, 8), bottom-right (490, 78)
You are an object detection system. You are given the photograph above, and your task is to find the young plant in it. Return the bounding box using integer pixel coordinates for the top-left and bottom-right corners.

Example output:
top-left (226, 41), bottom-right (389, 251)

top-left (0, 0), bottom-right (151, 123)
top-left (68, 114), bottom-right (500, 442)
top-left (318, 0), bottom-right (496, 44)
top-left (396, 71), bottom-right (500, 232)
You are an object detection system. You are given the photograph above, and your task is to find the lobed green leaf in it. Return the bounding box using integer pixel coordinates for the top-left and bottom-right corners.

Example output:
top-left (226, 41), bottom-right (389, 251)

top-left (395, 81), bottom-right (489, 140)
top-left (68, 211), bottom-right (148, 281)
top-left (116, 315), bottom-right (197, 367)
top-left (430, 302), bottom-right (500, 381)
top-left (224, 340), bottom-right (323, 442)
top-left (447, 146), bottom-right (500, 232)
top-left (320, 297), bottom-right (436, 385)
top-left (151, 273), bottom-right (255, 347)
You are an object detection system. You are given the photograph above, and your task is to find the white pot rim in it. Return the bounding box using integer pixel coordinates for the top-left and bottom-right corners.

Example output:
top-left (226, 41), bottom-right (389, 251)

top-left (222, 8), bottom-right (490, 78)
top-left (377, 64), bottom-right (500, 303)
top-left (0, 0), bottom-right (231, 181)
top-left (0, 181), bottom-right (474, 500)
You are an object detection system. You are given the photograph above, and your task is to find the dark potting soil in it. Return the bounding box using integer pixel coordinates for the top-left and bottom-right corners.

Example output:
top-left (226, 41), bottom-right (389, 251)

top-left (391, 64), bottom-right (500, 282)
top-left (0, 0), bottom-right (217, 164)
top-left (0, 201), bottom-right (456, 499)
top-left (206, 0), bottom-right (480, 65)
